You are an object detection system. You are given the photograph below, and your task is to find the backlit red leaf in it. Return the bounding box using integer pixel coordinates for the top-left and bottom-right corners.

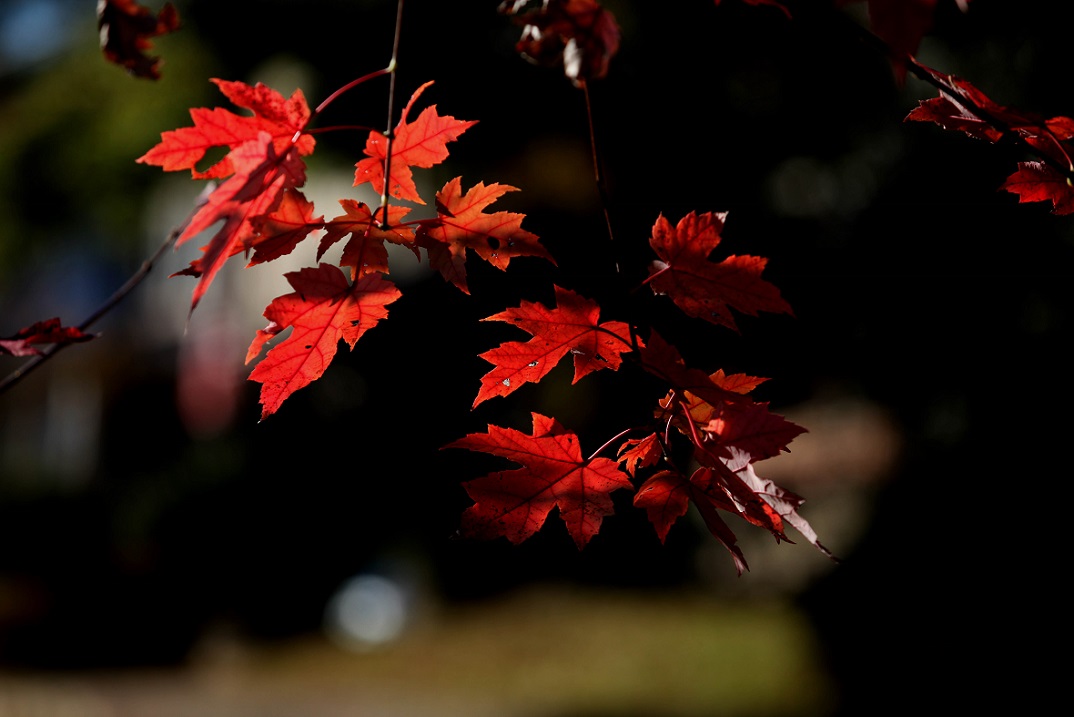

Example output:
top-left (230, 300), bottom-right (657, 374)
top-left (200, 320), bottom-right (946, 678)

top-left (999, 161), bottom-right (1074, 215)
top-left (247, 189), bottom-right (324, 267)
top-left (172, 132), bottom-right (307, 313)
top-left (353, 82), bottom-right (476, 204)
top-left (137, 78), bottom-right (315, 180)
top-left (97, 0), bottom-right (180, 80)
top-left (616, 433), bottom-right (662, 478)
top-left (317, 201), bottom-right (417, 279)
top-left (417, 177), bottom-right (554, 293)
top-left (447, 412), bottom-right (634, 549)
top-left (246, 264), bottom-right (401, 419)
top-left (648, 211), bottom-right (792, 332)
top-left (473, 285), bottom-right (635, 407)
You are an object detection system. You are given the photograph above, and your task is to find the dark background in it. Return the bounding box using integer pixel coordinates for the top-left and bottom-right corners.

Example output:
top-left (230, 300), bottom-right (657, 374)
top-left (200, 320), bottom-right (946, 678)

top-left (0, 1), bottom-right (1069, 714)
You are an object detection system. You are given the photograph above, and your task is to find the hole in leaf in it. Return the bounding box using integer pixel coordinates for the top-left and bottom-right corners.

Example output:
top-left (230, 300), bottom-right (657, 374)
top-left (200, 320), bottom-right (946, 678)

top-left (487, 237), bottom-right (501, 250)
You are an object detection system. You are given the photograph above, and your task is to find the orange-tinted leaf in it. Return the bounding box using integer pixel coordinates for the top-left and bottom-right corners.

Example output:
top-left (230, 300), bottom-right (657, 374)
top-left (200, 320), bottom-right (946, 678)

top-left (499, 0), bottom-right (620, 86)
top-left (473, 285), bottom-right (635, 407)
top-left (1, 319), bottom-right (95, 357)
top-left (247, 189), bottom-right (324, 267)
top-left (97, 0), bottom-right (180, 80)
top-left (447, 413), bottom-right (633, 549)
top-left (137, 78), bottom-right (315, 180)
top-left (173, 132), bottom-right (307, 313)
top-left (999, 161), bottom-right (1074, 215)
top-left (417, 177), bottom-right (554, 293)
top-left (247, 264), bottom-right (401, 419)
top-left (317, 201), bottom-right (417, 279)
top-left (648, 211), bottom-right (792, 332)
top-left (660, 382), bottom-right (805, 465)
top-left (353, 82), bottom-right (476, 204)
top-left (616, 433), bottom-right (662, 477)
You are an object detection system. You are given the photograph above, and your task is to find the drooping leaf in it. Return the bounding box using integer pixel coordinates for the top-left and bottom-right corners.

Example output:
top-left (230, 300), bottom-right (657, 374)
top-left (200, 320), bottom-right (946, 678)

top-left (172, 132), bottom-right (307, 313)
top-left (904, 59), bottom-right (1074, 211)
top-left (647, 211), bottom-right (792, 332)
top-left (97, 0), bottom-right (180, 80)
top-left (353, 82), bottom-right (476, 204)
top-left (137, 78), bottom-right (315, 180)
top-left (447, 413), bottom-right (634, 549)
top-left (904, 59), bottom-right (1048, 143)
top-left (417, 177), bottom-right (554, 293)
top-left (634, 467), bottom-right (750, 575)
top-left (246, 264), bottom-right (401, 420)
top-left (473, 285), bottom-right (635, 407)
top-left (0, 319), bottom-right (96, 357)
top-left (317, 201), bottom-right (417, 279)
top-left (498, 0), bottom-right (621, 86)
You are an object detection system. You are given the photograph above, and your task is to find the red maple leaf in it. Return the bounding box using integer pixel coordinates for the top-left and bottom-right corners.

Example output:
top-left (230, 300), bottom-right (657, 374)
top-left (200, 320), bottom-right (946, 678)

top-left (137, 78), bottom-right (315, 180)
top-left (246, 264), bottom-right (401, 420)
top-left (247, 189), bottom-right (324, 267)
top-left (634, 452), bottom-right (831, 575)
top-left (417, 177), bottom-right (554, 293)
top-left (473, 285), bottom-right (635, 407)
top-left (317, 201), bottom-right (417, 279)
top-left (1, 319), bottom-right (96, 357)
top-left (172, 132), bottom-right (307, 312)
top-left (447, 413), bottom-right (634, 549)
top-left (353, 82), bottom-right (476, 205)
top-left (498, 0), bottom-right (621, 86)
top-left (659, 381), bottom-right (805, 465)
top-left (616, 433), bottom-right (663, 477)
top-left (999, 162), bottom-right (1074, 215)
top-left (634, 467), bottom-right (750, 574)
top-left (904, 59), bottom-right (1048, 143)
top-left (904, 59), bottom-right (1074, 211)
top-left (647, 211), bottom-right (792, 332)
top-left (97, 0), bottom-right (180, 80)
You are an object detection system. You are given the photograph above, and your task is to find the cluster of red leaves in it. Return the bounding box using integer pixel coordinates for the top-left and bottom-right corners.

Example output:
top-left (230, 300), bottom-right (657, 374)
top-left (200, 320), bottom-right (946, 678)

top-left (138, 79), bottom-right (553, 420)
top-left (452, 211), bottom-right (832, 572)
top-left (905, 58), bottom-right (1074, 214)
top-left (126, 0), bottom-right (834, 571)
top-left (97, 0), bottom-right (180, 80)
top-left (0, 319), bottom-right (95, 357)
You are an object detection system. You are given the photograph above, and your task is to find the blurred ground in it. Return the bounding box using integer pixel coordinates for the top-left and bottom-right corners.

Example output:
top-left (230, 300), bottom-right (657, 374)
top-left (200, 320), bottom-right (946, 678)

top-left (1, 586), bottom-right (834, 717)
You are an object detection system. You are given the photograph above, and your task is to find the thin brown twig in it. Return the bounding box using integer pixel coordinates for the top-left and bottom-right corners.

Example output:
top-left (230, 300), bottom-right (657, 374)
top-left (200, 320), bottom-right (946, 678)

top-left (0, 188), bottom-right (209, 396)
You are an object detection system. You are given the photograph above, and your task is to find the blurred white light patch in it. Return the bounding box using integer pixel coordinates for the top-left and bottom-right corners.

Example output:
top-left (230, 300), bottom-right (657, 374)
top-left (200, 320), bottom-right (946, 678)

top-left (324, 574), bottom-right (410, 651)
